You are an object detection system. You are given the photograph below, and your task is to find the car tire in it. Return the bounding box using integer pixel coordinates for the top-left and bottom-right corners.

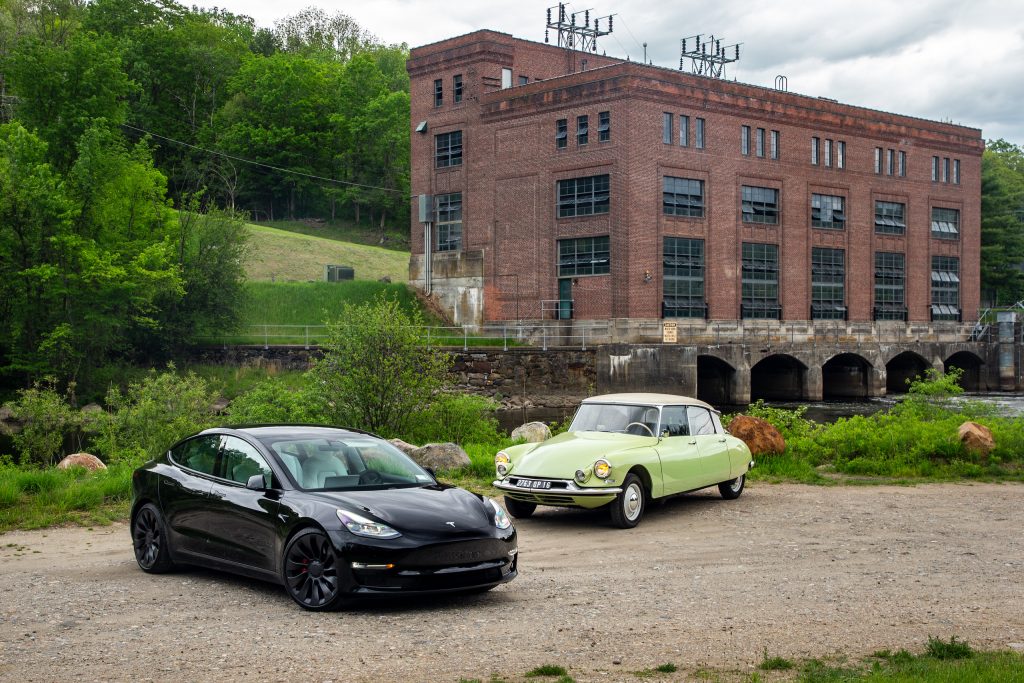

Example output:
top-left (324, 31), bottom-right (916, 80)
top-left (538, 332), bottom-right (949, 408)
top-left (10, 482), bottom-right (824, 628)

top-left (718, 474), bottom-right (745, 500)
top-left (132, 503), bottom-right (176, 573)
top-left (503, 496), bottom-right (537, 519)
top-left (283, 527), bottom-right (349, 611)
top-left (609, 473), bottom-right (645, 529)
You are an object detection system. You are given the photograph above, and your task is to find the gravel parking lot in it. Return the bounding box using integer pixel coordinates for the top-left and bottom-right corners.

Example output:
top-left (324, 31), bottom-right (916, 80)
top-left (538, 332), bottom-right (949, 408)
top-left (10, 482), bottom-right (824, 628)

top-left (1, 482), bottom-right (1023, 682)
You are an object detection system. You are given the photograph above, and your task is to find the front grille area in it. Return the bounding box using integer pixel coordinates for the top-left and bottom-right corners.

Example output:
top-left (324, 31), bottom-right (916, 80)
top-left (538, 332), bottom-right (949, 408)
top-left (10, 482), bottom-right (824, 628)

top-left (354, 557), bottom-right (516, 591)
top-left (505, 491), bottom-right (587, 506)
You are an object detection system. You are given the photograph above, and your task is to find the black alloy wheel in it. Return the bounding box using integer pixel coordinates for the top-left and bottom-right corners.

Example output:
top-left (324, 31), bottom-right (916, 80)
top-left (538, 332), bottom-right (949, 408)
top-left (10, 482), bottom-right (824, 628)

top-left (132, 503), bottom-right (175, 573)
top-left (283, 528), bottom-right (346, 611)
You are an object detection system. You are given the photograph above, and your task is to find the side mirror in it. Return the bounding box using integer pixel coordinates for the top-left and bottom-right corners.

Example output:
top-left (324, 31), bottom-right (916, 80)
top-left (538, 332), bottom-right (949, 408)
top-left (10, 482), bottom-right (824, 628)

top-left (245, 473), bottom-right (266, 491)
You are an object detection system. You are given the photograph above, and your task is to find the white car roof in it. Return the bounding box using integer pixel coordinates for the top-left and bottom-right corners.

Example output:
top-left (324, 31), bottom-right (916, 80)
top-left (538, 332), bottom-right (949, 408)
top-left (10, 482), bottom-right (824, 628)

top-left (581, 393), bottom-right (717, 412)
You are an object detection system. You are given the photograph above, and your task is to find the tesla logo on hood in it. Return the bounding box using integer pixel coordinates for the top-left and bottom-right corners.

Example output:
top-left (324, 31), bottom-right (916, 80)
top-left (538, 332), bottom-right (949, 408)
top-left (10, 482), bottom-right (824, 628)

top-left (445, 521), bottom-right (456, 527)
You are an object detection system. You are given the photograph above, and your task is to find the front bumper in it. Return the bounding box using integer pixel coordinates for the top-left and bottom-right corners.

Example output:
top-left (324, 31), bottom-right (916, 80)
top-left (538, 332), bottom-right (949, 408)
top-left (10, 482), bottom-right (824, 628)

top-left (494, 477), bottom-right (620, 509)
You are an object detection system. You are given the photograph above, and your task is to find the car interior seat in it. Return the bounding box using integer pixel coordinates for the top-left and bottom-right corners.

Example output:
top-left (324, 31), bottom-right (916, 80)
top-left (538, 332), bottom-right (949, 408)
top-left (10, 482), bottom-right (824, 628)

top-left (302, 452), bottom-right (348, 488)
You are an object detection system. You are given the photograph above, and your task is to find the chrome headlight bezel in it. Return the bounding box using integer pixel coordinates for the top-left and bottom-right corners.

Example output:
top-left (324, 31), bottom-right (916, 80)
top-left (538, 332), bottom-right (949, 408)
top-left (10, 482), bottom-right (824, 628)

top-left (336, 509), bottom-right (401, 539)
top-left (593, 459), bottom-right (612, 479)
top-left (495, 450), bottom-right (511, 476)
top-left (487, 498), bottom-right (513, 530)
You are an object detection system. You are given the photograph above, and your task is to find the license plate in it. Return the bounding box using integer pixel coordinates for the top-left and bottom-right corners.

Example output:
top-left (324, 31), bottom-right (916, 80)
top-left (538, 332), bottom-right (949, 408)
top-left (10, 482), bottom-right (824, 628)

top-left (516, 478), bottom-right (551, 489)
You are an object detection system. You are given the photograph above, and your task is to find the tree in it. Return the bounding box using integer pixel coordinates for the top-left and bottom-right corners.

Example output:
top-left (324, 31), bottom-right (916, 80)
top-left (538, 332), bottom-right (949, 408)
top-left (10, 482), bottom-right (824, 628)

top-left (308, 295), bottom-right (449, 437)
top-left (273, 6), bottom-right (374, 61)
top-left (981, 139), bottom-right (1024, 305)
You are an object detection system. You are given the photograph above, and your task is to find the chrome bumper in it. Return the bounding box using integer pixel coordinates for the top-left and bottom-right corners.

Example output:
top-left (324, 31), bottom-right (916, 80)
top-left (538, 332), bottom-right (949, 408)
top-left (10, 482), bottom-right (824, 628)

top-left (492, 479), bottom-right (622, 496)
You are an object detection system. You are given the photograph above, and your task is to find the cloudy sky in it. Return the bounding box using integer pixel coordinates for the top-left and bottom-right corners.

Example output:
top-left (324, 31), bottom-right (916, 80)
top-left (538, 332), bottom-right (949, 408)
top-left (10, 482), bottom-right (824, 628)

top-left (193, 0), bottom-right (1024, 143)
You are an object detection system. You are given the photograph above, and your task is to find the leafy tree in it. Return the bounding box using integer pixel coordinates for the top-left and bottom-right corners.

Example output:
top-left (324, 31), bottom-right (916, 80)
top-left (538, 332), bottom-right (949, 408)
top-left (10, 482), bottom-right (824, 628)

top-left (308, 295), bottom-right (450, 437)
top-left (273, 6), bottom-right (374, 61)
top-left (981, 139), bottom-right (1024, 305)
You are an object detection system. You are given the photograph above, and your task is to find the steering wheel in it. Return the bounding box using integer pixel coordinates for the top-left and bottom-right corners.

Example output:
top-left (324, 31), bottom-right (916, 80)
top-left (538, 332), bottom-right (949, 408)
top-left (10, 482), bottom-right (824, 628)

top-left (624, 422), bottom-right (655, 437)
top-left (359, 469), bottom-right (384, 485)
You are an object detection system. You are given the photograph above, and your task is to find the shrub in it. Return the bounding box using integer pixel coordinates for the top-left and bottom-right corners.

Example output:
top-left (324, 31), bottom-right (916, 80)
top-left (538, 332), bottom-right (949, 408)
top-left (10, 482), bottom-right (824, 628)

top-left (925, 635), bottom-right (974, 660)
top-left (4, 380), bottom-right (82, 466)
top-left (224, 376), bottom-right (326, 425)
top-left (404, 393), bottom-right (503, 446)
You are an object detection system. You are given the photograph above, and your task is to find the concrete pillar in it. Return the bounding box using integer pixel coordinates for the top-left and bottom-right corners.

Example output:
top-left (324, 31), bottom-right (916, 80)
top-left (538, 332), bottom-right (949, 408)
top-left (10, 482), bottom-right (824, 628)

top-left (733, 365), bottom-right (751, 405)
top-left (869, 366), bottom-right (886, 397)
top-left (806, 365), bottom-right (823, 401)
top-left (997, 312), bottom-right (1017, 391)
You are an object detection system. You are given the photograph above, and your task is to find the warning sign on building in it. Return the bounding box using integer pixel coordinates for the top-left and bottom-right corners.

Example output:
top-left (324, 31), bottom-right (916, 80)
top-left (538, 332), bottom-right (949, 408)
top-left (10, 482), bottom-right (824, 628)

top-left (662, 321), bottom-right (678, 344)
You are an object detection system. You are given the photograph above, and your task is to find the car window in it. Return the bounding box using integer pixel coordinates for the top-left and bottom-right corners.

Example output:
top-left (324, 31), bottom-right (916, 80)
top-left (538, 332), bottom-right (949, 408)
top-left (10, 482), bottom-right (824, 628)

top-left (661, 406), bottom-right (689, 437)
top-left (265, 436), bottom-right (433, 491)
top-left (570, 404), bottom-right (660, 434)
top-left (686, 406), bottom-right (717, 436)
top-left (711, 412), bottom-right (725, 434)
top-left (172, 435), bottom-right (222, 476)
top-left (220, 436), bottom-right (272, 487)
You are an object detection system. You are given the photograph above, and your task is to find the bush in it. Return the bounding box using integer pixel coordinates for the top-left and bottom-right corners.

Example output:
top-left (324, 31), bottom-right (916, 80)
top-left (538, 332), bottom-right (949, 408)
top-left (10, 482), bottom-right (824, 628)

top-left (93, 366), bottom-right (218, 466)
top-left (4, 380), bottom-right (82, 466)
top-left (224, 376), bottom-right (326, 425)
top-left (404, 393), bottom-right (503, 446)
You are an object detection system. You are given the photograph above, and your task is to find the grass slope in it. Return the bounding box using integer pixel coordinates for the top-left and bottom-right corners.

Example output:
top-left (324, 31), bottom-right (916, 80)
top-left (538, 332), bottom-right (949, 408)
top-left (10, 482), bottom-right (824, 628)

top-left (243, 223), bottom-right (410, 283)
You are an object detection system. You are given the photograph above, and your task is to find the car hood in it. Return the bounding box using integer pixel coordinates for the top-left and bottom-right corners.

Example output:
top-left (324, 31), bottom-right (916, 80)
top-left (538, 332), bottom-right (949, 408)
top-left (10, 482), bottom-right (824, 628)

top-left (510, 431), bottom-right (657, 478)
top-left (307, 486), bottom-right (493, 534)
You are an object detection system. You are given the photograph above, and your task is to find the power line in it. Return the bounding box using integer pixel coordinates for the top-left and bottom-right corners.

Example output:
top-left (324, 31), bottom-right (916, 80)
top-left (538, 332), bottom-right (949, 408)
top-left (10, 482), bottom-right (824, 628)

top-left (120, 123), bottom-right (405, 194)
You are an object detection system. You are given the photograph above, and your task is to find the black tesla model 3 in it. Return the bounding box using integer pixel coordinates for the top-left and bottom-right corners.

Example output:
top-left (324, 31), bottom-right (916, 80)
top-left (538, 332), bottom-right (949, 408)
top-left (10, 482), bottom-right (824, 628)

top-left (130, 425), bottom-right (518, 610)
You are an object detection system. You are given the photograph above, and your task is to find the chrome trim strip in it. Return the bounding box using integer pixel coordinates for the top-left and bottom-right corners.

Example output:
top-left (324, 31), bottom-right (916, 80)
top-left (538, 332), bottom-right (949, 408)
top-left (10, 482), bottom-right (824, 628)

top-left (493, 480), bottom-right (621, 496)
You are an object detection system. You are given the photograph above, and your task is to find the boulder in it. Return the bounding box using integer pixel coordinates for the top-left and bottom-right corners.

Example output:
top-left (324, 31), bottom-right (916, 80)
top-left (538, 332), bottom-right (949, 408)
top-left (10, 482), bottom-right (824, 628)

top-left (958, 421), bottom-right (994, 456)
top-left (57, 452), bottom-right (107, 471)
top-left (388, 438), bottom-right (419, 456)
top-left (210, 397), bottom-right (231, 414)
top-left (409, 442), bottom-right (471, 471)
top-left (728, 415), bottom-right (786, 456)
top-left (511, 421), bottom-right (552, 443)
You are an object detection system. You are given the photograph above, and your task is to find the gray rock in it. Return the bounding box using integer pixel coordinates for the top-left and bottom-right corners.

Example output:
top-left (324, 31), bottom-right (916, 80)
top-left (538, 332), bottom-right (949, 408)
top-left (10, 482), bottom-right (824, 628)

top-left (57, 453), bottom-right (107, 471)
top-left (511, 421), bottom-right (552, 443)
top-left (409, 442), bottom-right (471, 471)
top-left (210, 398), bottom-right (231, 414)
top-left (388, 438), bottom-right (419, 456)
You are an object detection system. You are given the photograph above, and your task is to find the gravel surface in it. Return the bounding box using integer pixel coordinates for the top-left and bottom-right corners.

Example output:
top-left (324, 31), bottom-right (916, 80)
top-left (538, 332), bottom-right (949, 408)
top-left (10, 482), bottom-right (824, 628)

top-left (1, 482), bottom-right (1023, 682)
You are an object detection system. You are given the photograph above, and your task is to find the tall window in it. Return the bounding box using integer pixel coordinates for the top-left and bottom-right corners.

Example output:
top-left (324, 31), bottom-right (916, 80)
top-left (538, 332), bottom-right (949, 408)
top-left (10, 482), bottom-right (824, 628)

top-left (756, 128), bottom-right (765, 158)
top-left (555, 119), bottom-right (567, 149)
top-left (453, 74), bottom-right (463, 103)
top-left (875, 147), bottom-right (883, 174)
top-left (695, 118), bottom-right (705, 149)
top-left (811, 137), bottom-right (820, 165)
top-left (931, 256), bottom-right (960, 321)
top-left (501, 68), bottom-right (512, 89)
top-left (558, 236), bottom-right (610, 276)
top-left (886, 149), bottom-right (895, 175)
top-left (662, 177), bottom-right (704, 218)
top-left (741, 125), bottom-right (751, 155)
top-left (874, 252), bottom-right (906, 320)
top-left (557, 174), bottom-right (610, 217)
top-left (811, 194), bottom-right (846, 229)
top-left (898, 151), bottom-right (906, 177)
top-left (577, 115), bottom-right (589, 146)
top-left (741, 186), bottom-right (779, 224)
top-left (811, 247), bottom-right (846, 320)
top-left (663, 237), bottom-right (705, 318)
top-left (932, 156), bottom-right (940, 181)
top-left (770, 130), bottom-right (779, 159)
top-left (931, 207), bottom-right (960, 239)
top-left (874, 201), bottom-right (906, 235)
top-left (434, 193), bottom-right (462, 252)
top-left (663, 112), bottom-right (673, 144)
top-left (741, 242), bottom-right (780, 319)
top-left (434, 130), bottom-right (462, 168)
top-left (433, 79), bottom-right (443, 107)
top-left (837, 141), bottom-right (846, 169)
top-left (679, 115), bottom-right (689, 146)
top-left (943, 157), bottom-right (951, 183)
top-left (953, 159), bottom-right (961, 184)
top-left (824, 139), bottom-right (833, 167)
top-left (598, 111), bottom-right (610, 142)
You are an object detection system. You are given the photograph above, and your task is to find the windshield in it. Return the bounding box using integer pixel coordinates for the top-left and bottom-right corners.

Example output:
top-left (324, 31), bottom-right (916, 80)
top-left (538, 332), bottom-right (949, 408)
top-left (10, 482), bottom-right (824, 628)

top-left (266, 436), bottom-right (434, 491)
top-left (569, 404), bottom-right (661, 435)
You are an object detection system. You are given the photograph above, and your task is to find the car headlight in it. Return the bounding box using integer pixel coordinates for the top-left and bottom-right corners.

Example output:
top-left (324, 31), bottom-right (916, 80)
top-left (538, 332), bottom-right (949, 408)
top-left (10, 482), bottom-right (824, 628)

top-left (574, 469), bottom-right (588, 484)
top-left (336, 509), bottom-right (401, 539)
top-left (495, 451), bottom-right (511, 476)
top-left (487, 498), bottom-right (513, 530)
top-left (593, 459), bottom-right (611, 479)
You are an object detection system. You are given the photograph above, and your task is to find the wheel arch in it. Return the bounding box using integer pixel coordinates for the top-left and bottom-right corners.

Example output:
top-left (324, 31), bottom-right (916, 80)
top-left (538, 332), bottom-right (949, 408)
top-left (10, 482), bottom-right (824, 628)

top-left (627, 465), bottom-right (654, 497)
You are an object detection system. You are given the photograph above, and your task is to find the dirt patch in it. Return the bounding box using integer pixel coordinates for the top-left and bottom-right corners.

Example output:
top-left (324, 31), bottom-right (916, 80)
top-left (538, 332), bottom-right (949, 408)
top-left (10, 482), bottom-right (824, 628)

top-left (1, 483), bottom-right (1022, 682)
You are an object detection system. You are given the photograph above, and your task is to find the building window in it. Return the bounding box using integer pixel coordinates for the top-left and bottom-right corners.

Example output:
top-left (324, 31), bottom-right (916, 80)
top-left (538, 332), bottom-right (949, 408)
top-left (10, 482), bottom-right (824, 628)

top-left (837, 141), bottom-right (846, 169)
top-left (943, 157), bottom-right (950, 183)
top-left (874, 252), bottom-right (906, 320)
top-left (811, 247), bottom-right (846, 320)
top-left (811, 193), bottom-right (845, 229)
top-left (811, 137), bottom-right (819, 165)
top-left (555, 119), bottom-right (567, 149)
top-left (874, 201), bottom-right (906, 235)
top-left (741, 186), bottom-right (779, 224)
top-left (558, 236), bottom-right (610, 276)
top-left (434, 130), bottom-right (462, 168)
top-left (741, 125), bottom-right (750, 156)
top-left (931, 256), bottom-right (960, 321)
top-left (932, 156), bottom-right (940, 182)
top-left (756, 128), bottom-right (765, 158)
top-left (663, 237), bottom-right (705, 318)
top-left (695, 118), bottom-right (705, 149)
top-left (875, 147), bottom-right (883, 174)
top-left (517, 75), bottom-right (529, 85)
top-left (598, 111), bottom-right (610, 142)
top-left (824, 139), bottom-right (833, 167)
top-left (557, 174), bottom-right (610, 218)
top-left (741, 242), bottom-right (781, 319)
top-left (663, 112), bottom-right (673, 144)
top-left (679, 115), bottom-right (689, 146)
top-left (434, 193), bottom-right (462, 252)
top-left (577, 115), bottom-right (589, 146)
top-left (898, 150), bottom-right (906, 177)
top-left (886, 149), bottom-right (895, 175)
top-left (770, 130), bottom-right (779, 159)
top-left (931, 207), bottom-right (960, 239)
top-left (501, 67), bottom-right (512, 89)
top-left (663, 177), bottom-right (704, 218)
top-left (453, 74), bottom-right (463, 103)
top-left (953, 159), bottom-right (961, 184)
top-left (433, 79), bottom-right (443, 107)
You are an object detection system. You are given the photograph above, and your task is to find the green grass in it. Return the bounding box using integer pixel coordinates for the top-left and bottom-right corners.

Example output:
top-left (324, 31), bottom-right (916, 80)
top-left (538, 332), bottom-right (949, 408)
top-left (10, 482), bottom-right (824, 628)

top-left (525, 664), bottom-right (568, 677)
top-left (254, 218), bottom-right (409, 252)
top-left (243, 222), bottom-right (409, 283)
top-left (0, 463), bottom-right (132, 532)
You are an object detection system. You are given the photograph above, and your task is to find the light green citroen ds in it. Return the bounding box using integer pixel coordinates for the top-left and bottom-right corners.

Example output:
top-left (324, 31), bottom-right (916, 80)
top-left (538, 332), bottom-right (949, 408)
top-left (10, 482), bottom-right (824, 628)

top-left (493, 393), bottom-right (754, 528)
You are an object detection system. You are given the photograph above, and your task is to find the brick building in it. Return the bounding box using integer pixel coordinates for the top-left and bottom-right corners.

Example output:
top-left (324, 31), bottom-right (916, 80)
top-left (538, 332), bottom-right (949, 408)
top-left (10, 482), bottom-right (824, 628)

top-left (406, 30), bottom-right (984, 332)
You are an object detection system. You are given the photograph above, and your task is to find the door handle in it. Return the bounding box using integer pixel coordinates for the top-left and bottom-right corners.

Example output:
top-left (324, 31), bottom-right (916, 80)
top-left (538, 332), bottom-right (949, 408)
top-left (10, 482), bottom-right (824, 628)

top-left (687, 440), bottom-right (697, 445)
top-left (717, 438), bottom-right (726, 443)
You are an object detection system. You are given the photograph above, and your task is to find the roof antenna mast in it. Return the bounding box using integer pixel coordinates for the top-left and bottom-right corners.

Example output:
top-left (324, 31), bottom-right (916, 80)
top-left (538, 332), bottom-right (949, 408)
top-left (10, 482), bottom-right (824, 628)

top-left (545, 3), bottom-right (614, 54)
top-left (679, 34), bottom-right (741, 79)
